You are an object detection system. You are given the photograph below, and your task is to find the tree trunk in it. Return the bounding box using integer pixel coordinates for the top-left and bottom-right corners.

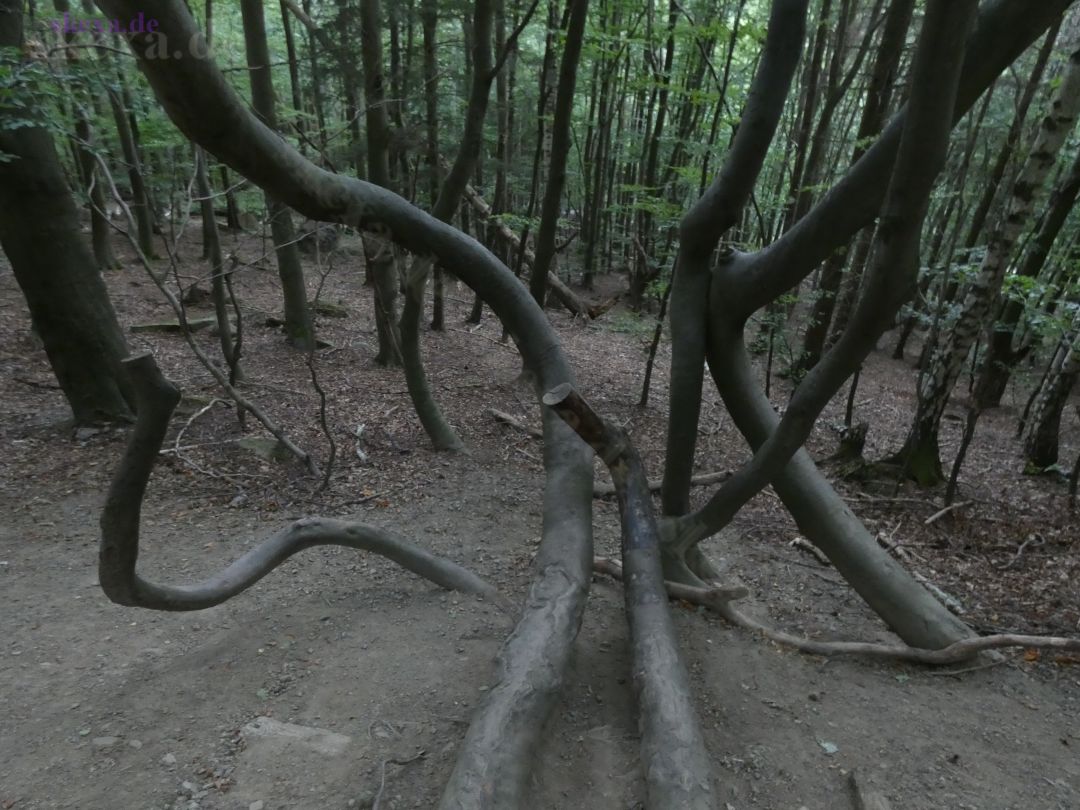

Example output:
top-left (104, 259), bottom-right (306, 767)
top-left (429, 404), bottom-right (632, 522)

top-left (421, 0), bottom-right (444, 330)
top-left (0, 0), bottom-right (134, 424)
top-left (358, 0), bottom-right (403, 366)
top-left (195, 147), bottom-right (241, 380)
top-left (239, 0), bottom-right (314, 350)
top-left (1024, 324), bottom-right (1080, 469)
top-left (528, 0), bottom-right (590, 307)
top-left (106, 87), bottom-right (157, 259)
top-left (976, 145), bottom-right (1080, 407)
top-left (803, 0), bottom-right (915, 365)
top-left (901, 44), bottom-right (1080, 485)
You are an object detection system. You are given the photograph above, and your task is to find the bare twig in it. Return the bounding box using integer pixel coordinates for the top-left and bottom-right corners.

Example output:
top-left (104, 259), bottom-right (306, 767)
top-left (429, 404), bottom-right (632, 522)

top-left (790, 536), bottom-right (830, 566)
top-left (372, 750), bottom-right (426, 810)
top-left (487, 408), bottom-right (543, 439)
top-left (593, 469), bottom-right (731, 497)
top-left (925, 500), bottom-right (972, 525)
top-left (995, 533), bottom-right (1046, 571)
top-left (88, 151), bottom-right (318, 475)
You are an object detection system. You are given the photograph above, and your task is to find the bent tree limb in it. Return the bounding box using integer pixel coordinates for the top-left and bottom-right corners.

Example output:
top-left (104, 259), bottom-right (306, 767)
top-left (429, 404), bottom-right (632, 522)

top-left (660, 0), bottom-right (1067, 650)
top-left (545, 384), bottom-right (714, 810)
top-left (665, 0), bottom-right (979, 652)
top-left (94, 3), bottom-right (595, 807)
top-left (661, 0), bottom-right (809, 518)
top-left (593, 558), bottom-right (1080, 665)
top-left (100, 354), bottom-right (505, 611)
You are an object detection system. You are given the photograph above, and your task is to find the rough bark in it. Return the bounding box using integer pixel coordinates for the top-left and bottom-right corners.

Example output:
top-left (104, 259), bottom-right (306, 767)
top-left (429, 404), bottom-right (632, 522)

top-left (1024, 324), bottom-right (1080, 468)
top-left (902, 42), bottom-right (1080, 485)
top-left (977, 145), bottom-right (1080, 406)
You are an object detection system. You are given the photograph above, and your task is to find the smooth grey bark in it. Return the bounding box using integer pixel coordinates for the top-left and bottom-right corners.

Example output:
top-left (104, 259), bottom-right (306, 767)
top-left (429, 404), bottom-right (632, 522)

top-left (661, 0), bottom-right (809, 517)
top-left (724, 0), bottom-right (1078, 318)
top-left (92, 3), bottom-right (594, 807)
top-left (545, 385), bottom-right (715, 810)
top-left (239, 0), bottom-right (314, 349)
top-left (800, 0), bottom-right (913, 368)
top-left (396, 0), bottom-right (498, 452)
top-left (673, 0), bottom-right (980, 650)
top-left (101, 356), bottom-right (502, 610)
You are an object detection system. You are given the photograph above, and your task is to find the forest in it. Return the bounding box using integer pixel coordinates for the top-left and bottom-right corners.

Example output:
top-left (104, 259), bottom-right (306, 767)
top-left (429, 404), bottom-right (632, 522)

top-left (0, 0), bottom-right (1079, 807)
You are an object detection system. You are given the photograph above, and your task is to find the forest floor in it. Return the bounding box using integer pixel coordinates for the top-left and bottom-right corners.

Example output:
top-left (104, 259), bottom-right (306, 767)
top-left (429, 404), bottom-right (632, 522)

top-left (1, 222), bottom-right (1079, 810)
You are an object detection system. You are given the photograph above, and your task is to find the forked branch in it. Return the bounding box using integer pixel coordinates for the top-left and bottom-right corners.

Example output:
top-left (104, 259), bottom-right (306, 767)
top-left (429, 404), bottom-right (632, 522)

top-left (544, 384), bottom-right (716, 810)
top-left (99, 353), bottom-right (506, 611)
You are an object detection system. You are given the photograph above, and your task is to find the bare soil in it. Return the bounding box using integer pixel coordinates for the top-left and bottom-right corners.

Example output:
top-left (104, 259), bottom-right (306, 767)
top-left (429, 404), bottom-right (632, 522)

top-left (1, 223), bottom-right (1078, 810)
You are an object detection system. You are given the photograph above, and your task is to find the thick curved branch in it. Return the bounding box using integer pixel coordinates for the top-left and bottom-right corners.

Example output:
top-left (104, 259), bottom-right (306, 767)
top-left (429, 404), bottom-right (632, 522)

top-left (593, 558), bottom-right (1080, 665)
top-left (661, 0), bottom-right (808, 517)
top-left (679, 0), bottom-right (809, 255)
top-left (674, 0), bottom-right (978, 550)
top-left (91, 4), bottom-right (595, 806)
top-left (730, 0), bottom-right (1075, 317)
top-left (100, 354), bottom-right (505, 611)
top-left (545, 384), bottom-right (715, 810)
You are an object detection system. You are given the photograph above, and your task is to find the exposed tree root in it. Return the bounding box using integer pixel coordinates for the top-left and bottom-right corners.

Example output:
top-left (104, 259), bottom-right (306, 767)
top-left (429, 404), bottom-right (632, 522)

top-left (592, 557), bottom-right (1080, 665)
top-left (546, 385), bottom-right (716, 809)
top-left (99, 354), bottom-right (508, 612)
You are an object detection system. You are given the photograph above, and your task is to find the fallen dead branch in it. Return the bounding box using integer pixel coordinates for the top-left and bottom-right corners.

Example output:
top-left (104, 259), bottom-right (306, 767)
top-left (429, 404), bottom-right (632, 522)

top-left (924, 500), bottom-right (971, 525)
top-left (460, 178), bottom-right (603, 319)
top-left (99, 354), bottom-right (508, 612)
top-left (994, 533), bottom-right (1046, 571)
top-left (790, 536), bottom-right (830, 566)
top-left (592, 557), bottom-right (1080, 665)
top-left (487, 408), bottom-right (543, 439)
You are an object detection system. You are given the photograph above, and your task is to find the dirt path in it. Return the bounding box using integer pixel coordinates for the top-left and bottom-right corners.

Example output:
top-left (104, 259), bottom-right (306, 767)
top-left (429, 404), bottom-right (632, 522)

top-left (3, 468), bottom-right (1078, 809)
top-left (2, 232), bottom-right (1079, 809)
